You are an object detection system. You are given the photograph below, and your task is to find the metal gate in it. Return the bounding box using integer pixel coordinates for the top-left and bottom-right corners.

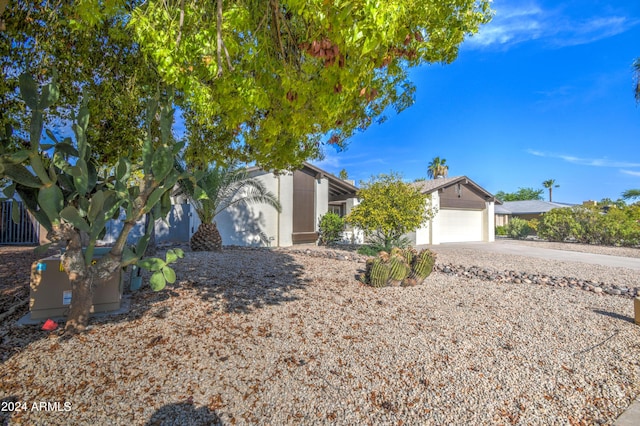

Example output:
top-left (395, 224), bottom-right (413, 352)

top-left (0, 201), bottom-right (40, 245)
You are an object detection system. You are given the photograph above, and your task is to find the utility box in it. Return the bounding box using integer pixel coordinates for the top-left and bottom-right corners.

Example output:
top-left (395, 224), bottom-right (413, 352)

top-left (29, 251), bottom-right (123, 320)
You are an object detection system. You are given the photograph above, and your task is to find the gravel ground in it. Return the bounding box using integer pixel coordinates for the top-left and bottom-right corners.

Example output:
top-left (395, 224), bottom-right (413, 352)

top-left (1, 241), bottom-right (640, 425)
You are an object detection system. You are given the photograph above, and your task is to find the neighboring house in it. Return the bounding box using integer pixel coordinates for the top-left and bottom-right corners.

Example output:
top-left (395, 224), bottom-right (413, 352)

top-left (203, 162), bottom-right (359, 247)
top-left (407, 176), bottom-right (500, 245)
top-left (494, 200), bottom-right (574, 227)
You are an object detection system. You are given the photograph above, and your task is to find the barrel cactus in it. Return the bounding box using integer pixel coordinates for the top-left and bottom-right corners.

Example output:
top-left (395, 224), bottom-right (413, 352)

top-left (361, 247), bottom-right (432, 287)
top-left (388, 254), bottom-right (411, 286)
top-left (411, 249), bottom-right (437, 282)
top-left (366, 257), bottom-right (390, 288)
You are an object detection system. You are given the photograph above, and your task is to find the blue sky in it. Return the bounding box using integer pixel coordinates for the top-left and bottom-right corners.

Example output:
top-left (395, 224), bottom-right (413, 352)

top-left (316, 0), bottom-right (640, 204)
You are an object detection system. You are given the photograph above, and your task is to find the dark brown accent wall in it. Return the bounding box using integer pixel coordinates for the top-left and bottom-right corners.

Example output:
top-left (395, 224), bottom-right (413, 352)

top-left (292, 170), bottom-right (318, 244)
top-left (439, 182), bottom-right (487, 209)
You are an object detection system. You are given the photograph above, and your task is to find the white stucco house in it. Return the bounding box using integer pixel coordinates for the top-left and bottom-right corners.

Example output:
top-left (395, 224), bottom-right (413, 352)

top-left (97, 169), bottom-right (497, 248)
top-left (407, 176), bottom-right (500, 245)
top-left (97, 162), bottom-right (358, 247)
top-left (203, 162), bottom-right (359, 247)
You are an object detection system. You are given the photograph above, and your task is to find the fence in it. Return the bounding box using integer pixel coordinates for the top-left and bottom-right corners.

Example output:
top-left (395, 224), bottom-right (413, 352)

top-left (0, 201), bottom-right (40, 245)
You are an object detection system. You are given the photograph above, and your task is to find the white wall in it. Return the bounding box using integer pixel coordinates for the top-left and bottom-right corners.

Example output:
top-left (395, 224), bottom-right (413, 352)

top-left (214, 171), bottom-right (283, 247)
top-left (342, 197), bottom-right (364, 244)
top-left (414, 191), bottom-right (440, 245)
top-left (484, 201), bottom-right (495, 242)
top-left (278, 172), bottom-right (294, 247)
top-left (315, 177), bottom-right (329, 233)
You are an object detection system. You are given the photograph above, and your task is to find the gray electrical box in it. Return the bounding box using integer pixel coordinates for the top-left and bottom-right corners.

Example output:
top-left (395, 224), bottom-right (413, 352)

top-left (29, 251), bottom-right (123, 320)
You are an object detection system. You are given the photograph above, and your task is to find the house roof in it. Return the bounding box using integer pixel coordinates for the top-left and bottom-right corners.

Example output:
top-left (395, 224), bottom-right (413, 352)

top-left (301, 162), bottom-right (358, 201)
top-left (495, 200), bottom-right (574, 215)
top-left (247, 162), bottom-right (358, 202)
top-left (412, 176), bottom-right (502, 204)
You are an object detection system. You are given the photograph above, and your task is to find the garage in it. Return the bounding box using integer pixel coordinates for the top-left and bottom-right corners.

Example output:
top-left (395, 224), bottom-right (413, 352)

top-left (411, 176), bottom-right (500, 245)
top-left (438, 208), bottom-right (484, 243)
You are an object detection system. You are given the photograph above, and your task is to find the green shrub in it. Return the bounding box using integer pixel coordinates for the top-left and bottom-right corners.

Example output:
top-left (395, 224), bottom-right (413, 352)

top-left (505, 217), bottom-right (532, 239)
top-left (356, 234), bottom-right (412, 255)
top-left (495, 225), bottom-right (507, 236)
top-left (537, 205), bottom-right (640, 246)
top-left (318, 212), bottom-right (344, 245)
top-left (538, 208), bottom-right (579, 242)
top-left (596, 206), bottom-right (640, 246)
top-left (571, 206), bottom-right (601, 244)
top-left (357, 244), bottom-right (385, 256)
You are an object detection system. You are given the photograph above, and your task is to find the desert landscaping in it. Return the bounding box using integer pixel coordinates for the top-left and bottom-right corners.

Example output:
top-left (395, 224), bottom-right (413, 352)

top-left (1, 240), bottom-right (640, 425)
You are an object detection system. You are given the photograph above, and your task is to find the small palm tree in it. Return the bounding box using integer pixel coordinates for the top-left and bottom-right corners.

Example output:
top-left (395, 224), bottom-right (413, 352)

top-left (177, 162), bottom-right (282, 251)
top-left (542, 179), bottom-right (559, 202)
top-left (427, 156), bottom-right (448, 179)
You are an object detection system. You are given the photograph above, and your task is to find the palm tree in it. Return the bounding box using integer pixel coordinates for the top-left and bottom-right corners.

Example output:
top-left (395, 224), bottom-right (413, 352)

top-left (427, 156), bottom-right (448, 179)
top-left (622, 189), bottom-right (640, 202)
top-left (542, 179), bottom-right (559, 202)
top-left (634, 57), bottom-right (640, 103)
top-left (177, 162), bottom-right (282, 251)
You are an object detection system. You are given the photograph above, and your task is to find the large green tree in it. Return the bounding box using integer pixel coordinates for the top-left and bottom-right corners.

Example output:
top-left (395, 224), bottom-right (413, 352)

top-left (2, 1), bottom-right (492, 170)
top-left (1, 1), bottom-right (154, 165)
top-left (129, 0), bottom-right (491, 170)
top-left (346, 173), bottom-right (434, 250)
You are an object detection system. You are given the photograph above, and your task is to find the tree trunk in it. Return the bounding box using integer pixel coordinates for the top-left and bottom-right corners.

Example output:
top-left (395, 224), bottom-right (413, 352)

top-left (190, 222), bottom-right (223, 251)
top-left (65, 272), bottom-right (94, 334)
top-left (46, 223), bottom-right (95, 334)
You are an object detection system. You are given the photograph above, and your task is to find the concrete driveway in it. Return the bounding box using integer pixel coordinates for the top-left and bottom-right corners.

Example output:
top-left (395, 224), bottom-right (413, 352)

top-left (423, 240), bottom-right (640, 271)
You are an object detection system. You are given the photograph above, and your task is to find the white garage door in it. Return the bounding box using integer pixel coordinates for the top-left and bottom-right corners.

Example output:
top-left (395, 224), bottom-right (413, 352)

top-left (438, 209), bottom-right (484, 243)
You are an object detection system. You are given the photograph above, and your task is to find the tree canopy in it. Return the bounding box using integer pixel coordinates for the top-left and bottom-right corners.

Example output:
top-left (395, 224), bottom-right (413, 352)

top-left (1, 2), bottom-right (156, 166)
top-left (346, 172), bottom-right (434, 250)
top-left (495, 187), bottom-right (544, 202)
top-left (1, 0), bottom-right (492, 170)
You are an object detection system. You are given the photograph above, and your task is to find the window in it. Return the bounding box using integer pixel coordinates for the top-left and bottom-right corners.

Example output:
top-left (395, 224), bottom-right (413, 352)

top-left (329, 204), bottom-right (344, 217)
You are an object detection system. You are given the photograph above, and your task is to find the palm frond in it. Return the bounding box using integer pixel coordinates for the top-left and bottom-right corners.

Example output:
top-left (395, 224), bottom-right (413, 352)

top-left (178, 160), bottom-right (282, 224)
top-left (622, 189), bottom-right (640, 200)
top-left (634, 58), bottom-right (640, 104)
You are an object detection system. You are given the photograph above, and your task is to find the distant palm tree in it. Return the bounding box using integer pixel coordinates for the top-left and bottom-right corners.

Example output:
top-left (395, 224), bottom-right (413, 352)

top-left (427, 156), bottom-right (448, 179)
top-left (622, 189), bottom-right (640, 202)
top-left (176, 161), bottom-right (282, 251)
top-left (542, 179), bottom-right (559, 202)
top-left (634, 57), bottom-right (640, 103)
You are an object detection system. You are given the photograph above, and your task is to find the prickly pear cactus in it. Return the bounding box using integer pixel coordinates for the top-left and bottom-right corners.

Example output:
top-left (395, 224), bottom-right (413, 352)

top-left (1, 73), bottom-right (187, 291)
